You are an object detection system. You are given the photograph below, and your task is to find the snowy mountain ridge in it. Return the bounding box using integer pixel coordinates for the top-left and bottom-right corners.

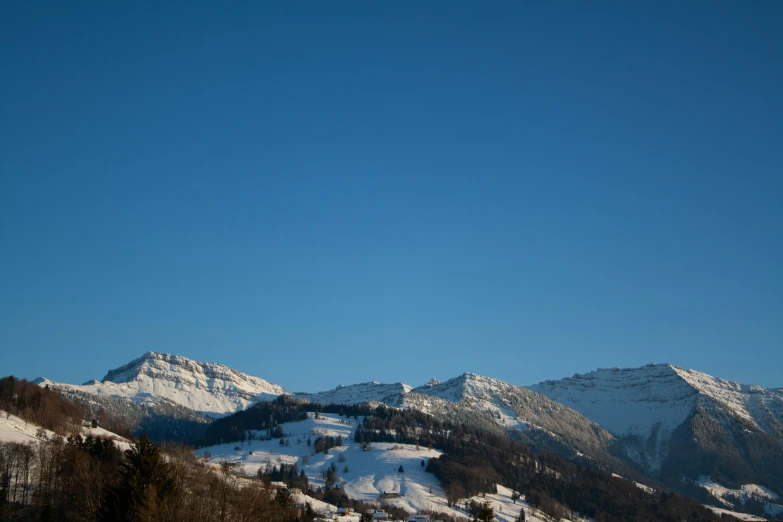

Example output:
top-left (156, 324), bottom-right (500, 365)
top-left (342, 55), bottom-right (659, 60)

top-left (408, 372), bottom-right (544, 431)
top-left (530, 363), bottom-right (783, 442)
top-left (37, 354), bottom-right (781, 441)
top-left (37, 351), bottom-right (287, 417)
top-left (530, 364), bottom-right (696, 457)
top-left (403, 372), bottom-right (621, 463)
top-left (294, 381), bottom-right (412, 406)
top-left (295, 372), bottom-right (621, 461)
top-left (530, 363), bottom-right (783, 482)
top-left (670, 365), bottom-right (783, 433)
top-left (34, 354), bottom-right (623, 466)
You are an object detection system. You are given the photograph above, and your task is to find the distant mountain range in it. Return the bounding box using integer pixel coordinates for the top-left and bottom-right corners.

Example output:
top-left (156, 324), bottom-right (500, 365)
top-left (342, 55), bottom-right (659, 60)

top-left (33, 351), bottom-right (783, 513)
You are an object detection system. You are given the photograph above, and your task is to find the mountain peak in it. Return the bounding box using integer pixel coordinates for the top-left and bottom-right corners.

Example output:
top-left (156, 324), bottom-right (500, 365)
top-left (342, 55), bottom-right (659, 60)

top-left (411, 372), bottom-right (506, 403)
top-left (295, 381), bottom-right (412, 406)
top-left (103, 352), bottom-right (278, 387)
top-left (48, 352), bottom-right (290, 417)
top-left (102, 352), bottom-right (164, 382)
top-left (530, 363), bottom-right (783, 475)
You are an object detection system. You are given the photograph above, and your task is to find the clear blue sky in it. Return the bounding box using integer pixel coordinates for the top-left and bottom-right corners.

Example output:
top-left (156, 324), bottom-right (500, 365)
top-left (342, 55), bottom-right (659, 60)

top-left (1, 1), bottom-right (781, 392)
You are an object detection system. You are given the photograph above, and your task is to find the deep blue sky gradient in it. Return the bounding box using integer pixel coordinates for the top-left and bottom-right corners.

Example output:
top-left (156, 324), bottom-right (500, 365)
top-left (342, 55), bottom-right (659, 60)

top-left (1, 1), bottom-right (781, 391)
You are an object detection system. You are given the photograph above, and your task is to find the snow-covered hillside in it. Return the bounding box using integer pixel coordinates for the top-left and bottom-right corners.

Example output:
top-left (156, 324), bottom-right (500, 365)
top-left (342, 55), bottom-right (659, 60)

top-left (692, 475), bottom-right (783, 520)
top-left (0, 411), bottom-right (55, 444)
top-left (295, 381), bottom-right (412, 406)
top-left (196, 412), bottom-right (559, 522)
top-left (37, 352), bottom-right (287, 417)
top-left (0, 410), bottom-right (132, 451)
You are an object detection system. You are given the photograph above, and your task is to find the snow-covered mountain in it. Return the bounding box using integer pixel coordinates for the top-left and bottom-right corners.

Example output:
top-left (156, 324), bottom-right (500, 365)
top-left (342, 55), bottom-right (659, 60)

top-left (531, 364), bottom-right (783, 496)
top-left (294, 381), bottom-right (412, 406)
top-left (530, 364), bottom-right (696, 470)
top-left (404, 373), bottom-right (622, 464)
top-left (38, 352), bottom-right (287, 417)
top-left (532, 364), bottom-right (783, 449)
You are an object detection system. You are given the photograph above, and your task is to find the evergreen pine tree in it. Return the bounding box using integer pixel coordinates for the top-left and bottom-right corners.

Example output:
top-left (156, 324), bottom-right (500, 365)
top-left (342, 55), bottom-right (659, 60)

top-left (100, 434), bottom-right (176, 522)
top-left (477, 499), bottom-right (494, 522)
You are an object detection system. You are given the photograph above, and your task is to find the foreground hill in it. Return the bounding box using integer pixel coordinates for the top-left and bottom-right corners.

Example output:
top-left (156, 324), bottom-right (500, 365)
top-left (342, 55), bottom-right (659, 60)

top-left (200, 397), bottom-right (716, 521)
top-left (197, 413), bottom-right (476, 518)
top-left (197, 410), bottom-right (639, 521)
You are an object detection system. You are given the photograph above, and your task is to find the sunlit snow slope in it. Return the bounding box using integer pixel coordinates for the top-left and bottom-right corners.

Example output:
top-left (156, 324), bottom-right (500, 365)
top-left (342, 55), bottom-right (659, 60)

top-left (38, 352), bottom-right (287, 417)
top-left (196, 412), bottom-right (557, 522)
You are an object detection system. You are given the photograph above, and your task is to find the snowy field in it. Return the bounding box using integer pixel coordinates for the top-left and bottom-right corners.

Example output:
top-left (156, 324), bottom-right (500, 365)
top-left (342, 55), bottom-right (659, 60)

top-left (196, 413), bottom-right (561, 521)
